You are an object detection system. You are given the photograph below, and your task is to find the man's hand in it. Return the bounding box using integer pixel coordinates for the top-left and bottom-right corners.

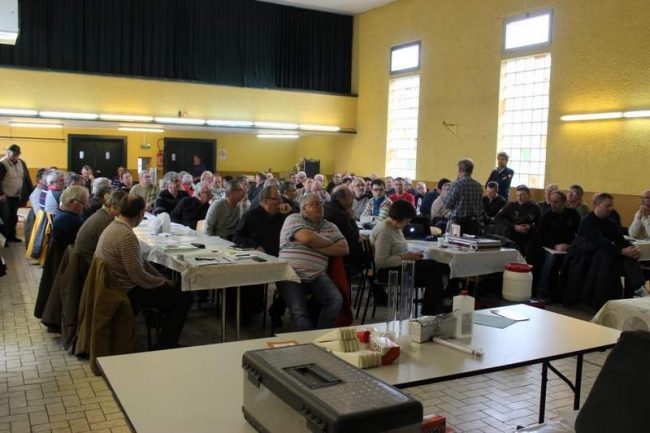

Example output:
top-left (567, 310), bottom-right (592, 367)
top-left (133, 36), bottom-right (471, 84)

top-left (277, 203), bottom-right (292, 214)
top-left (401, 251), bottom-right (423, 261)
top-left (514, 224), bottom-right (530, 233)
top-left (622, 246), bottom-right (641, 260)
top-left (554, 243), bottom-right (570, 252)
top-left (639, 207), bottom-right (650, 218)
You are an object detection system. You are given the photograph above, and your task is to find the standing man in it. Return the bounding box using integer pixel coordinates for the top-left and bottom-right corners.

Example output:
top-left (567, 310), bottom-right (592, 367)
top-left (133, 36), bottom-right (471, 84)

top-left (486, 151), bottom-right (514, 200)
top-left (190, 154), bottom-right (207, 184)
top-left (277, 193), bottom-right (348, 330)
top-left (0, 145), bottom-right (25, 242)
top-left (81, 165), bottom-right (94, 194)
top-left (443, 159), bottom-right (484, 235)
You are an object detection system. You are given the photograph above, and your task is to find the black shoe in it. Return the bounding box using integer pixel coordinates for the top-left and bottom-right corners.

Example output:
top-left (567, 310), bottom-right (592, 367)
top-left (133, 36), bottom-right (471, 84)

top-left (8, 237), bottom-right (21, 243)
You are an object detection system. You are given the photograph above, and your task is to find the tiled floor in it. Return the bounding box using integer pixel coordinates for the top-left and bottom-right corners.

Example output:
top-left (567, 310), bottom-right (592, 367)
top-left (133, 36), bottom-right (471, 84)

top-left (0, 240), bottom-right (609, 432)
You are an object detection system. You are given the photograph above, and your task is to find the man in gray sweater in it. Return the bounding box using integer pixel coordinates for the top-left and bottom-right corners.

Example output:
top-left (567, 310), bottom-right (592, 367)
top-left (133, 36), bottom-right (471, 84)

top-left (204, 180), bottom-right (246, 240)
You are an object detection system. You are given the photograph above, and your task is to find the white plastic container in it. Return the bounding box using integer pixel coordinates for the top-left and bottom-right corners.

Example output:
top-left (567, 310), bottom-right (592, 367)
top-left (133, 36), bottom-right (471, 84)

top-left (452, 291), bottom-right (475, 339)
top-left (502, 262), bottom-right (534, 302)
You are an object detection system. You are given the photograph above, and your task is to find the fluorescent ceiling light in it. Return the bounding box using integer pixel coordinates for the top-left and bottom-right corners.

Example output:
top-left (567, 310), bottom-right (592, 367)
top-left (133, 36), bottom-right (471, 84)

top-left (100, 114), bottom-right (154, 122)
top-left (118, 127), bottom-right (164, 133)
top-left (0, 31), bottom-right (18, 45)
top-left (623, 110), bottom-right (650, 118)
top-left (10, 122), bottom-right (63, 129)
top-left (0, 108), bottom-right (38, 116)
top-left (257, 134), bottom-right (299, 139)
top-left (40, 111), bottom-right (98, 120)
top-left (299, 124), bottom-right (341, 132)
top-left (155, 117), bottom-right (205, 126)
top-left (206, 120), bottom-right (254, 128)
top-left (560, 112), bottom-right (623, 121)
top-left (254, 121), bottom-right (298, 130)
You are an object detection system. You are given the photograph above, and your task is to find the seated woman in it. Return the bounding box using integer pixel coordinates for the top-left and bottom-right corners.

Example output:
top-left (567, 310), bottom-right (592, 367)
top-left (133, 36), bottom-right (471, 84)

top-left (370, 200), bottom-right (445, 315)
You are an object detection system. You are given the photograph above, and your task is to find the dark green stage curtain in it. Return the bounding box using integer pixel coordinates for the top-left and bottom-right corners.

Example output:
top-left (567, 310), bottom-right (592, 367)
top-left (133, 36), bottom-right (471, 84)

top-left (0, 0), bottom-right (352, 94)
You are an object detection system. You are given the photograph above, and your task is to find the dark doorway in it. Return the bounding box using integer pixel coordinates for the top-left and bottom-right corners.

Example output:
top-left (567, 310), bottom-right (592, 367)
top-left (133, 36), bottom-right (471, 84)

top-left (68, 135), bottom-right (127, 179)
top-left (163, 138), bottom-right (216, 174)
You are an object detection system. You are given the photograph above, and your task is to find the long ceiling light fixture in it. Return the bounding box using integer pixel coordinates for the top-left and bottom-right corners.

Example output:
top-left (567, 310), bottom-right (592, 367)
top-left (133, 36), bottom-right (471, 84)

top-left (118, 126), bottom-right (165, 133)
top-left (100, 114), bottom-right (155, 122)
top-left (10, 121), bottom-right (63, 129)
top-left (0, 107), bottom-right (347, 133)
top-left (154, 117), bottom-right (206, 126)
top-left (40, 110), bottom-right (99, 120)
top-left (0, 108), bottom-right (38, 116)
top-left (206, 119), bottom-right (254, 128)
top-left (623, 110), bottom-right (650, 118)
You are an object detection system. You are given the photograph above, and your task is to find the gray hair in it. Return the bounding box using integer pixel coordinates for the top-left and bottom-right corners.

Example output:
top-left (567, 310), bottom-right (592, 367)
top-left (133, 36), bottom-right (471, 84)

top-left (162, 171), bottom-right (179, 188)
top-left (181, 173), bottom-right (193, 185)
top-left (92, 177), bottom-right (112, 195)
top-left (59, 185), bottom-right (88, 212)
top-left (46, 170), bottom-right (64, 185)
top-left (105, 189), bottom-right (128, 208)
top-left (299, 193), bottom-right (321, 210)
top-left (65, 171), bottom-right (81, 187)
top-left (263, 178), bottom-right (281, 189)
top-left (259, 185), bottom-right (279, 202)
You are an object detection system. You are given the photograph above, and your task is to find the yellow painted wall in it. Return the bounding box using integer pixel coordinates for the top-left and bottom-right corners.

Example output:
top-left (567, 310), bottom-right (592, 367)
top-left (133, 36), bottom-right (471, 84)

top-left (346, 0), bottom-right (650, 194)
top-left (0, 66), bottom-right (357, 175)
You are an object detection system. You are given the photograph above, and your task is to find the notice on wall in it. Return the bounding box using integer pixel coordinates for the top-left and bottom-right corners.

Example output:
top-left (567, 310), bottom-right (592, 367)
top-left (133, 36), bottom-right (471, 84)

top-left (218, 149), bottom-right (227, 160)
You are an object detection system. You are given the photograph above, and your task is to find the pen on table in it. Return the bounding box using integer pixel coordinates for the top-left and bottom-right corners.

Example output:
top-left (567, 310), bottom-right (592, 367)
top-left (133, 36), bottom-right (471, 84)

top-left (432, 337), bottom-right (484, 357)
top-left (195, 257), bottom-right (217, 261)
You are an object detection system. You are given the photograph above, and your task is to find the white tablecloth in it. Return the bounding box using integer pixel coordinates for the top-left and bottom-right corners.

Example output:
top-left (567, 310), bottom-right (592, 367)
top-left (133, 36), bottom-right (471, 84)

top-left (592, 297), bottom-right (650, 331)
top-left (134, 221), bottom-right (299, 291)
top-left (406, 240), bottom-right (524, 279)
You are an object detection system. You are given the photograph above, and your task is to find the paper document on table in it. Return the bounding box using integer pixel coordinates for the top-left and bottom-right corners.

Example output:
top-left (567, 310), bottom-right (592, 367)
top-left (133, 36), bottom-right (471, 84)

top-left (163, 245), bottom-right (200, 253)
top-left (491, 309), bottom-right (529, 321)
top-left (473, 312), bottom-right (516, 328)
top-left (543, 247), bottom-right (567, 255)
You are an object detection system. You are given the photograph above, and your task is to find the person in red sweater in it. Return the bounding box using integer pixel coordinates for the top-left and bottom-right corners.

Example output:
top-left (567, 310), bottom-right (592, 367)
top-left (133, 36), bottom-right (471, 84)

top-left (388, 177), bottom-right (415, 207)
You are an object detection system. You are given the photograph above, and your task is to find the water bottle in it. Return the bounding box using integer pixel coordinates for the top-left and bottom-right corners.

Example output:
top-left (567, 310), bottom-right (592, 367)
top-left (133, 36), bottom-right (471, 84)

top-left (452, 290), bottom-right (475, 339)
top-left (399, 260), bottom-right (415, 338)
top-left (444, 218), bottom-right (453, 244)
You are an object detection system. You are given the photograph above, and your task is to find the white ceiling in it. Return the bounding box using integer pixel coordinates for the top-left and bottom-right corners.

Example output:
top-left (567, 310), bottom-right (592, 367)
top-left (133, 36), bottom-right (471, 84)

top-left (256, 0), bottom-right (397, 15)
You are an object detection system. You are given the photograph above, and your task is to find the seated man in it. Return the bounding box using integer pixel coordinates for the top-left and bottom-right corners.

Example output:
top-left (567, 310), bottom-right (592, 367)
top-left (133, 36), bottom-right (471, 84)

top-left (210, 173), bottom-right (226, 201)
top-left (112, 169), bottom-right (133, 192)
top-left (180, 173), bottom-right (195, 197)
top-left (280, 181), bottom-right (300, 214)
top-left (84, 177), bottom-right (112, 218)
top-left (494, 184), bottom-right (541, 260)
top-left (95, 194), bottom-right (192, 349)
top-left (482, 181), bottom-right (507, 223)
top-left (628, 190), bottom-right (650, 239)
top-left (537, 190), bottom-right (581, 299)
top-left (388, 177), bottom-right (416, 207)
top-left (154, 172), bottom-right (188, 215)
top-left (76, 190), bottom-right (127, 264)
top-left (351, 177), bottom-right (369, 220)
top-left (574, 193), bottom-right (645, 301)
top-left (233, 185), bottom-right (293, 320)
top-left (567, 184), bottom-right (590, 217)
top-left (324, 186), bottom-right (362, 267)
top-left (170, 181), bottom-right (212, 230)
top-left (204, 180), bottom-right (245, 239)
top-left (277, 193), bottom-right (349, 330)
top-left (51, 185), bottom-right (89, 249)
top-left (419, 178), bottom-right (448, 221)
top-left (130, 170), bottom-right (159, 213)
top-left (361, 179), bottom-right (393, 222)
top-left (44, 170), bottom-right (66, 214)
top-left (414, 181), bottom-right (428, 215)
top-left (537, 183), bottom-right (559, 215)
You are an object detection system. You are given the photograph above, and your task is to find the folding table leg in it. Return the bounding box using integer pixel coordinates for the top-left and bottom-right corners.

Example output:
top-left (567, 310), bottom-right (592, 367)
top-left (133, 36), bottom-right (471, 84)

top-left (221, 289), bottom-right (227, 343)
top-left (236, 286), bottom-right (241, 341)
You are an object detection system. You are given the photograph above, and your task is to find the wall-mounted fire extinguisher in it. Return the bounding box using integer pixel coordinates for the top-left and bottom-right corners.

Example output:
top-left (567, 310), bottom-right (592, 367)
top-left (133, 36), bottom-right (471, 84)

top-left (157, 139), bottom-right (164, 169)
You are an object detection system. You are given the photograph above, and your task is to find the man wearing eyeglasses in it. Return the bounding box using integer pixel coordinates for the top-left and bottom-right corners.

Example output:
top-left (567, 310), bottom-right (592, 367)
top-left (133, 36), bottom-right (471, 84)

top-left (277, 193), bottom-right (348, 330)
top-left (170, 181), bottom-right (213, 230)
top-left (360, 179), bottom-right (393, 222)
top-left (0, 144), bottom-right (28, 242)
top-left (629, 190), bottom-right (650, 240)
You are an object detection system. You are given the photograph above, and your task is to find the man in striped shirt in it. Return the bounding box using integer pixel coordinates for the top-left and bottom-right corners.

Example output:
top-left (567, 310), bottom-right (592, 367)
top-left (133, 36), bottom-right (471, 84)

top-left (277, 193), bottom-right (349, 330)
top-left (95, 194), bottom-right (192, 349)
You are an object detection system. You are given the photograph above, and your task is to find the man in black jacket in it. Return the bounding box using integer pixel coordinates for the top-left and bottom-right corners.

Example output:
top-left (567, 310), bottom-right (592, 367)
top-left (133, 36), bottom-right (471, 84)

top-left (232, 185), bottom-right (293, 321)
top-left (169, 182), bottom-right (212, 230)
top-left (494, 184), bottom-right (541, 261)
top-left (324, 185), bottom-right (361, 267)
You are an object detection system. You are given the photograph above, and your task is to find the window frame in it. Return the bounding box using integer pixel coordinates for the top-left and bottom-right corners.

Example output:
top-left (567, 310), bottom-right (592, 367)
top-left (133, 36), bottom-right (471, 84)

top-left (502, 9), bottom-right (553, 57)
top-left (389, 40), bottom-right (421, 75)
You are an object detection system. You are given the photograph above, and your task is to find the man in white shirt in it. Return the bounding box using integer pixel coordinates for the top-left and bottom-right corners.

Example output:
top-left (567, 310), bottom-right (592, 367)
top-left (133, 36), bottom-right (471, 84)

top-left (629, 190), bottom-right (650, 239)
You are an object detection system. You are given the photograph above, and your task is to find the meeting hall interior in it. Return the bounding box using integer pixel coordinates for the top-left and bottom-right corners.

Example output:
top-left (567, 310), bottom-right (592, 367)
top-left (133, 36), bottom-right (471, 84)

top-left (1, 0), bottom-right (649, 432)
